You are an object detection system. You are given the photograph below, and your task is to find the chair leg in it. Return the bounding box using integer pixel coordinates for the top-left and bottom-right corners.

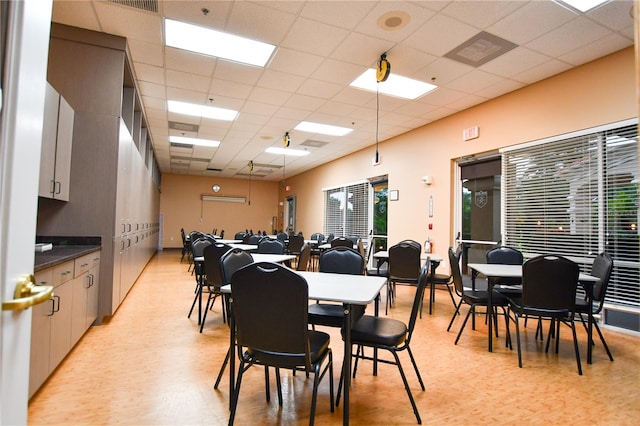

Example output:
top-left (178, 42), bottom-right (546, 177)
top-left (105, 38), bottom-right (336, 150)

top-left (570, 319), bottom-right (583, 375)
top-left (406, 345), bottom-right (425, 391)
top-left (515, 314), bottom-right (523, 368)
top-left (214, 347), bottom-right (230, 389)
top-left (454, 306), bottom-right (474, 345)
top-left (275, 367), bottom-right (283, 406)
top-left (390, 351), bottom-right (422, 424)
top-left (593, 320), bottom-right (614, 361)
top-left (447, 299), bottom-right (463, 332)
top-left (228, 359), bottom-right (245, 426)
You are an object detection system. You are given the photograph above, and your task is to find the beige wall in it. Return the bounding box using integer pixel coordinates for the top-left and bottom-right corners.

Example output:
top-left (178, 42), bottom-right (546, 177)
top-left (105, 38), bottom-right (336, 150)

top-left (278, 47), bottom-right (637, 262)
top-left (160, 174), bottom-right (280, 248)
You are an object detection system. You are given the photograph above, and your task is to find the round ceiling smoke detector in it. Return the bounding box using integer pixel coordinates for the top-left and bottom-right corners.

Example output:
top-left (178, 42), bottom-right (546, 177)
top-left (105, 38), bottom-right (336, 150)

top-left (377, 11), bottom-right (410, 31)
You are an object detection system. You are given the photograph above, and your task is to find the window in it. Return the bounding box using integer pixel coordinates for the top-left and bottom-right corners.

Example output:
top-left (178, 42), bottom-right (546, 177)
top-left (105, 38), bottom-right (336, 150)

top-left (501, 120), bottom-right (638, 308)
top-left (323, 181), bottom-right (369, 240)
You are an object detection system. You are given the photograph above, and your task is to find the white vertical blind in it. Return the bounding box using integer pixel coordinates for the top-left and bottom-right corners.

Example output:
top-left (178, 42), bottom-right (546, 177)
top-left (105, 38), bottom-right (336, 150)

top-left (324, 182), bottom-right (369, 240)
top-left (501, 120), bottom-right (638, 308)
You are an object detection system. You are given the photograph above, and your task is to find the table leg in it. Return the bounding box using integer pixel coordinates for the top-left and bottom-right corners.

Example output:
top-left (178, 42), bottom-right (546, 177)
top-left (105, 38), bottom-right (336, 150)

top-left (487, 278), bottom-right (493, 352)
top-left (343, 303), bottom-right (351, 426)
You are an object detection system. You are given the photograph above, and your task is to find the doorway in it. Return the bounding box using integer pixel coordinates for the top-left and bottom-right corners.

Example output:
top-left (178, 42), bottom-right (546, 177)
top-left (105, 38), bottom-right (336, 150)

top-left (457, 157), bottom-right (501, 271)
top-left (285, 195), bottom-right (296, 234)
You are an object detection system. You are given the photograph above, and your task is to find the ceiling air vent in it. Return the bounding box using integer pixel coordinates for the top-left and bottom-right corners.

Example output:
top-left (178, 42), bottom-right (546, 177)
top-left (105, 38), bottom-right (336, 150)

top-left (170, 143), bottom-right (193, 149)
top-left (108, 0), bottom-right (158, 13)
top-left (444, 31), bottom-right (517, 67)
top-left (207, 168), bottom-right (222, 172)
top-left (168, 121), bottom-right (199, 133)
top-left (301, 139), bottom-right (328, 148)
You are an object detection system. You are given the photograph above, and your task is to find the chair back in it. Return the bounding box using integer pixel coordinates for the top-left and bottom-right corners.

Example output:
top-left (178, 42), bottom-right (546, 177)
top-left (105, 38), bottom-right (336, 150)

top-left (288, 234), bottom-right (305, 254)
top-left (486, 246), bottom-right (523, 265)
top-left (191, 238), bottom-right (212, 258)
top-left (522, 255), bottom-right (579, 310)
top-left (296, 242), bottom-right (311, 271)
top-left (231, 262), bottom-right (311, 367)
top-left (220, 248), bottom-right (254, 285)
top-left (406, 263), bottom-right (431, 344)
top-left (203, 243), bottom-right (232, 287)
top-left (325, 233), bottom-right (335, 244)
top-left (319, 247), bottom-right (364, 275)
top-left (330, 237), bottom-right (353, 248)
top-left (234, 231), bottom-right (246, 240)
top-left (247, 234), bottom-right (263, 245)
top-left (486, 246), bottom-right (523, 286)
top-left (398, 239), bottom-right (422, 252)
top-left (388, 240), bottom-right (421, 283)
top-left (180, 228), bottom-right (187, 245)
top-left (276, 232), bottom-right (288, 243)
top-left (257, 238), bottom-right (285, 254)
top-left (310, 233), bottom-right (325, 244)
top-left (591, 252), bottom-right (613, 303)
top-left (448, 247), bottom-right (464, 296)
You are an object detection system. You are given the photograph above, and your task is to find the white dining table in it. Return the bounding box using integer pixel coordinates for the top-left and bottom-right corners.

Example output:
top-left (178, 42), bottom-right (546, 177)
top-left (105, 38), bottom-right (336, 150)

top-left (467, 262), bottom-right (600, 362)
top-left (222, 269), bottom-right (386, 425)
top-left (194, 253), bottom-right (294, 264)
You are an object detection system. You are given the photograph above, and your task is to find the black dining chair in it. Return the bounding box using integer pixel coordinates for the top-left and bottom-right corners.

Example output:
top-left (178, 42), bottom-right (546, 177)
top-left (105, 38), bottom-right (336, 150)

top-left (257, 238), bottom-right (286, 254)
top-left (196, 242), bottom-right (232, 333)
top-left (506, 254), bottom-right (583, 375)
top-left (387, 240), bottom-right (422, 313)
top-left (308, 247), bottom-right (366, 329)
top-left (447, 247), bottom-right (510, 345)
top-left (575, 252), bottom-right (614, 361)
top-left (228, 262), bottom-right (334, 426)
top-left (337, 262), bottom-right (430, 424)
top-left (213, 248), bottom-right (254, 391)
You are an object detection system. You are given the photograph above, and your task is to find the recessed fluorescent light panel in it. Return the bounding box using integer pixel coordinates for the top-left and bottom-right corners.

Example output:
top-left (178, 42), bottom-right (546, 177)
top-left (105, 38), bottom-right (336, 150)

top-left (555, 0), bottom-right (609, 12)
top-left (265, 147), bottom-right (310, 156)
top-left (167, 100), bottom-right (238, 121)
top-left (169, 135), bottom-right (220, 148)
top-left (294, 121), bottom-right (353, 137)
top-left (164, 18), bottom-right (275, 67)
top-left (350, 69), bottom-right (437, 100)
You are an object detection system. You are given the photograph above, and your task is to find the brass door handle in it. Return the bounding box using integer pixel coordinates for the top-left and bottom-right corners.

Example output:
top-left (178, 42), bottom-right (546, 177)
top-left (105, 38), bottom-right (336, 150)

top-left (2, 275), bottom-right (54, 311)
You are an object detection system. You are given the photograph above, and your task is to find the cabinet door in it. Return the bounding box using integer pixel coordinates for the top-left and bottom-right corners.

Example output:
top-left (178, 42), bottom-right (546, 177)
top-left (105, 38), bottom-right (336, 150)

top-left (38, 83), bottom-right (59, 198)
top-left (49, 280), bottom-right (73, 372)
top-left (70, 273), bottom-right (89, 346)
top-left (29, 269), bottom-right (54, 398)
top-left (53, 94), bottom-right (74, 201)
top-left (86, 259), bottom-right (100, 327)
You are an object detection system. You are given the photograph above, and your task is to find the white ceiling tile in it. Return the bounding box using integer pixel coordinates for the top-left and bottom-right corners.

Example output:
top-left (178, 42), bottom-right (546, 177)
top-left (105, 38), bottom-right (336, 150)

top-left (128, 39), bottom-right (164, 67)
top-left (248, 87), bottom-right (292, 107)
top-left (164, 48), bottom-right (216, 77)
top-left (281, 94), bottom-right (325, 112)
top-left (209, 79), bottom-right (254, 101)
top-left (280, 17), bottom-right (350, 57)
top-left (300, 1), bottom-right (375, 29)
top-left (226, 1), bottom-right (297, 45)
top-left (213, 60), bottom-right (264, 86)
top-left (166, 69), bottom-right (211, 92)
top-left (512, 59), bottom-right (572, 84)
top-left (480, 47), bottom-right (551, 78)
top-left (295, 79), bottom-right (343, 100)
top-left (331, 32), bottom-right (395, 67)
top-left (142, 96), bottom-right (168, 111)
top-left (490, 1), bottom-right (577, 46)
top-left (268, 47), bottom-right (325, 78)
top-left (353, 2), bottom-right (437, 43)
top-left (474, 78), bottom-right (526, 99)
top-left (52, 0), bottom-right (101, 30)
top-left (586, 0), bottom-right (634, 31)
top-left (165, 86), bottom-right (207, 104)
top-left (526, 17), bottom-right (613, 58)
top-left (134, 63), bottom-right (165, 85)
top-left (441, 0), bottom-right (525, 30)
top-left (417, 57), bottom-right (473, 87)
top-left (94, 1), bottom-right (162, 44)
top-left (560, 33), bottom-right (632, 66)
top-left (162, 1), bottom-right (232, 29)
top-left (138, 81), bottom-right (166, 99)
top-left (404, 13), bottom-right (478, 56)
top-left (256, 69), bottom-right (305, 92)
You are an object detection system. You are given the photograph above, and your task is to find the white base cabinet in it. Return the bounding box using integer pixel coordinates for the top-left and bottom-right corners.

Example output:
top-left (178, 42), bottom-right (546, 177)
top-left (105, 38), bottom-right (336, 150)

top-left (29, 250), bottom-right (100, 398)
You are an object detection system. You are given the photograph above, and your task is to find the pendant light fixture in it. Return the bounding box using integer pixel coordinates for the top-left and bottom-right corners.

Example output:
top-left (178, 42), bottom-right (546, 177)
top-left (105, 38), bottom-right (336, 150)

top-left (374, 53), bottom-right (390, 165)
top-left (282, 132), bottom-right (289, 187)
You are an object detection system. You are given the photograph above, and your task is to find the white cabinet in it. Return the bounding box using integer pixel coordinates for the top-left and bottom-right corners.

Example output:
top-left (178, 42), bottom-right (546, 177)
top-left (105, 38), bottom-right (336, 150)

top-left (29, 250), bottom-right (100, 398)
top-left (71, 252), bottom-right (100, 346)
top-left (38, 82), bottom-right (74, 201)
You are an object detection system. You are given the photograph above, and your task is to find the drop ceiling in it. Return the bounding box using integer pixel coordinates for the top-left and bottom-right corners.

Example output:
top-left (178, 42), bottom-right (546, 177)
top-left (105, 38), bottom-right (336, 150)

top-left (51, 0), bottom-right (635, 181)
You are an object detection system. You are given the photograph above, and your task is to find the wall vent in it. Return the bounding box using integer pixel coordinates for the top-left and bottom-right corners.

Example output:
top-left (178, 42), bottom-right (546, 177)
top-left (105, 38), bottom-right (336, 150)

top-left (108, 0), bottom-right (158, 13)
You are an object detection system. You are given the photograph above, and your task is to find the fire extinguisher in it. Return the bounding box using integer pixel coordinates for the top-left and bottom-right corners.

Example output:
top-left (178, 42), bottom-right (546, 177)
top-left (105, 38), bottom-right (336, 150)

top-left (424, 238), bottom-right (432, 254)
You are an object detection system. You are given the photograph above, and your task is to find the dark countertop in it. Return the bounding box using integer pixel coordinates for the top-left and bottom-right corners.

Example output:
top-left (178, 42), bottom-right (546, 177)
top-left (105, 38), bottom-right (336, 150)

top-left (35, 236), bottom-right (101, 271)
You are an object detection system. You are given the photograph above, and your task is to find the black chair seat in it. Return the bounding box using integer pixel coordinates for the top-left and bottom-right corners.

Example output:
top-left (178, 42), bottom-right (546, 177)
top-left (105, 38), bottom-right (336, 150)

top-left (429, 272), bottom-right (450, 284)
top-left (246, 330), bottom-right (331, 368)
top-left (350, 315), bottom-right (407, 347)
top-left (462, 290), bottom-right (508, 306)
top-left (308, 304), bottom-right (365, 328)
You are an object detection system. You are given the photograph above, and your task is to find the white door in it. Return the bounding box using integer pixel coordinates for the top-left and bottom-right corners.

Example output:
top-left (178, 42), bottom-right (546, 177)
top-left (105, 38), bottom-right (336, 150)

top-left (0, 0), bottom-right (53, 423)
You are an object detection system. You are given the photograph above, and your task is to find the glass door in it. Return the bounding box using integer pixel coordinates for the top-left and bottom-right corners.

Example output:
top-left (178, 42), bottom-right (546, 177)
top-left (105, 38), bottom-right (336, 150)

top-left (458, 157), bottom-right (501, 271)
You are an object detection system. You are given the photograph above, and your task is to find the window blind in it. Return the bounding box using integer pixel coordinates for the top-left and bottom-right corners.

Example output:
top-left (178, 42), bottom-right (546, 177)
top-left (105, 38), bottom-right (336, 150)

top-left (324, 181), bottom-right (369, 240)
top-left (501, 121), bottom-right (638, 308)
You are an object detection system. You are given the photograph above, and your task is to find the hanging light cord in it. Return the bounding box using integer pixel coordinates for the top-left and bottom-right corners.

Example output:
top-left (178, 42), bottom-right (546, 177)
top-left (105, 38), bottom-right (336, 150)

top-left (375, 82), bottom-right (380, 162)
